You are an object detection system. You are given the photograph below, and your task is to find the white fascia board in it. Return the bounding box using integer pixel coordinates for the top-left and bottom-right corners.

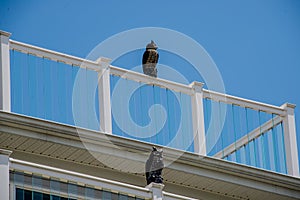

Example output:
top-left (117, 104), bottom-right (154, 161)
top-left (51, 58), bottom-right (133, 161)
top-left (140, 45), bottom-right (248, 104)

top-left (10, 158), bottom-right (151, 199)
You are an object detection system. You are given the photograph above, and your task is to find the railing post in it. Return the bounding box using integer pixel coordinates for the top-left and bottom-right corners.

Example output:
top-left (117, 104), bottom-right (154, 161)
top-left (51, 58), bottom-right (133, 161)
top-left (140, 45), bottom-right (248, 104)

top-left (97, 57), bottom-right (112, 134)
top-left (281, 103), bottom-right (299, 176)
top-left (0, 149), bottom-right (12, 200)
top-left (0, 30), bottom-right (11, 112)
top-left (190, 81), bottom-right (206, 155)
top-left (146, 183), bottom-right (164, 200)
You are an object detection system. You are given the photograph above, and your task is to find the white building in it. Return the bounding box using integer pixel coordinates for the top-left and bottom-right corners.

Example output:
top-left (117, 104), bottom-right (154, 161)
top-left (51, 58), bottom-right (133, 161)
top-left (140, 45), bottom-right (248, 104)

top-left (1, 30), bottom-right (300, 200)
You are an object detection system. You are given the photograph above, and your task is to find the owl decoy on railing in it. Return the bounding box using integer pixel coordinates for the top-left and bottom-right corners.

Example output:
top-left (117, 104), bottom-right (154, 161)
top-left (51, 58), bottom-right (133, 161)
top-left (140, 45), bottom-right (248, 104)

top-left (142, 40), bottom-right (159, 78)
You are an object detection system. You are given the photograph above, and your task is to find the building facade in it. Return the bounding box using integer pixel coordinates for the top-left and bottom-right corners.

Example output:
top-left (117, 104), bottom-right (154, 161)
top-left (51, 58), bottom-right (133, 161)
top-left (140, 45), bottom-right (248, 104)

top-left (1, 30), bottom-right (300, 199)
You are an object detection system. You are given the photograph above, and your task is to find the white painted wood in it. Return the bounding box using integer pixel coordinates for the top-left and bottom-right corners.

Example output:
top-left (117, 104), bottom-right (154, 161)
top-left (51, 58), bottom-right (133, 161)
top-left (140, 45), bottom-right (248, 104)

top-left (0, 149), bottom-right (12, 200)
top-left (203, 89), bottom-right (285, 116)
top-left (146, 183), bottom-right (164, 200)
top-left (2, 111), bottom-right (300, 199)
top-left (163, 191), bottom-right (198, 200)
top-left (10, 158), bottom-right (152, 199)
top-left (10, 38), bottom-right (286, 117)
top-left (10, 39), bottom-right (194, 95)
top-left (110, 65), bottom-right (193, 95)
top-left (97, 57), bottom-right (112, 134)
top-left (214, 115), bottom-right (283, 158)
top-left (9, 40), bottom-right (102, 71)
top-left (190, 82), bottom-right (206, 155)
top-left (0, 31), bottom-right (11, 112)
top-left (281, 103), bottom-right (299, 177)
top-left (9, 38), bottom-right (299, 177)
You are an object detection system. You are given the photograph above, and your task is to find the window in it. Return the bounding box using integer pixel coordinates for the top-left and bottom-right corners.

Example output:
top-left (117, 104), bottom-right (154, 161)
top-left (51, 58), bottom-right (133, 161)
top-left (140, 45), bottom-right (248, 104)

top-left (16, 188), bottom-right (74, 200)
top-left (11, 171), bottom-right (146, 200)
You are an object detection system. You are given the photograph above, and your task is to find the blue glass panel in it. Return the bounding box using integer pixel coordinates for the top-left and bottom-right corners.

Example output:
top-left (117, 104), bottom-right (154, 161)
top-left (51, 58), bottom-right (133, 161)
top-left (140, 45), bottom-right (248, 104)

top-left (64, 65), bottom-right (75, 125)
top-left (28, 54), bottom-right (38, 117)
top-left (35, 56), bottom-right (45, 119)
top-left (223, 103), bottom-right (235, 151)
top-left (230, 151), bottom-right (237, 162)
top-left (240, 145), bottom-right (247, 164)
top-left (10, 52), bottom-right (80, 127)
top-left (235, 147), bottom-right (241, 163)
top-left (262, 133), bottom-right (269, 170)
top-left (43, 58), bottom-right (54, 121)
top-left (267, 129), bottom-right (276, 171)
top-left (277, 122), bottom-right (287, 173)
top-left (110, 75), bottom-right (193, 152)
top-left (203, 98), bottom-right (211, 136)
top-left (249, 140), bottom-right (256, 167)
top-left (255, 137), bottom-right (263, 168)
top-left (245, 108), bottom-right (260, 134)
top-left (206, 100), bottom-right (224, 156)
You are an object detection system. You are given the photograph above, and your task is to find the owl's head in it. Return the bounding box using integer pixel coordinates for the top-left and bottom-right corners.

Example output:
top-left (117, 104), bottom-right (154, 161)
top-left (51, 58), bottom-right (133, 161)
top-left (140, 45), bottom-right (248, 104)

top-left (152, 146), bottom-right (163, 158)
top-left (146, 40), bottom-right (158, 50)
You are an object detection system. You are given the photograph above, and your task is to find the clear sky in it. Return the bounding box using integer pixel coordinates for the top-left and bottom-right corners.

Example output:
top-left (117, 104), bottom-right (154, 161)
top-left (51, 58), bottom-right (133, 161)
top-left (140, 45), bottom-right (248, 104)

top-left (1, 0), bottom-right (300, 163)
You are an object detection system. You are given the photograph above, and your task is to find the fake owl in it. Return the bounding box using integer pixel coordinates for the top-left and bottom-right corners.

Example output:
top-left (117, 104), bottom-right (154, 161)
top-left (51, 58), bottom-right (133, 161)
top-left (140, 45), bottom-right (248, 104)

top-left (142, 40), bottom-right (159, 78)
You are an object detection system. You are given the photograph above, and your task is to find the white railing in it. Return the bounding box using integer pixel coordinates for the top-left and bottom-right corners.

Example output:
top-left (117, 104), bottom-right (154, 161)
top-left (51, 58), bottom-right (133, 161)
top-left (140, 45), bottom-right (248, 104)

top-left (9, 40), bottom-right (101, 70)
top-left (203, 89), bottom-right (285, 116)
top-left (214, 115), bottom-right (283, 159)
top-left (0, 30), bottom-right (299, 177)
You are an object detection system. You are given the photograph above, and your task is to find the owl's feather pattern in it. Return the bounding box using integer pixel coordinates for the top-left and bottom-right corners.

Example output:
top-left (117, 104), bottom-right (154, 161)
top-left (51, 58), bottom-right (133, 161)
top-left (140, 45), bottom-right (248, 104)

top-left (145, 147), bottom-right (164, 185)
top-left (142, 41), bottom-right (159, 77)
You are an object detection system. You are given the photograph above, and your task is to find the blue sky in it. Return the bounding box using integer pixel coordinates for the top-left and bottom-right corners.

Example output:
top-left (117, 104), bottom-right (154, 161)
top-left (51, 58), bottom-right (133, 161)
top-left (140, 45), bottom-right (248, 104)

top-left (1, 0), bottom-right (300, 163)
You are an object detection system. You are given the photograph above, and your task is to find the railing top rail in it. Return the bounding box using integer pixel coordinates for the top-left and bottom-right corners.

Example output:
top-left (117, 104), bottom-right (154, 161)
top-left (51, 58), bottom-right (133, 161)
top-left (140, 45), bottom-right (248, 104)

top-left (9, 39), bottom-right (287, 115)
top-left (203, 89), bottom-right (285, 116)
top-left (9, 39), bottom-right (102, 71)
top-left (110, 65), bottom-right (194, 95)
top-left (9, 39), bottom-right (195, 95)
